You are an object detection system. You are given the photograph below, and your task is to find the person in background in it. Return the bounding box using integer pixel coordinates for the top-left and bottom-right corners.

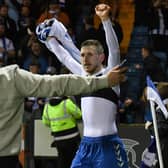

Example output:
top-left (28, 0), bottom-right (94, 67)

top-left (42, 96), bottom-right (82, 168)
top-left (37, 0), bottom-right (70, 28)
top-left (128, 0), bottom-right (151, 28)
top-left (119, 97), bottom-right (138, 123)
top-left (24, 61), bottom-right (45, 114)
top-left (0, 62), bottom-right (127, 168)
top-left (4, 0), bottom-right (20, 28)
top-left (0, 4), bottom-right (17, 43)
top-left (0, 21), bottom-right (16, 65)
top-left (140, 45), bottom-right (167, 87)
top-left (136, 43), bottom-right (167, 124)
top-left (22, 61), bottom-right (45, 168)
top-left (17, 5), bottom-right (35, 42)
top-left (76, 14), bottom-right (101, 48)
top-left (154, 82), bottom-right (168, 168)
top-left (23, 40), bottom-right (49, 74)
top-left (140, 82), bottom-right (168, 168)
top-left (148, 0), bottom-right (168, 74)
top-left (16, 28), bottom-right (37, 67)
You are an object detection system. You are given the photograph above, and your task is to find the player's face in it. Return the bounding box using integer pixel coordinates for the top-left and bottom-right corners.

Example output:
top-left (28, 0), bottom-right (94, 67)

top-left (80, 46), bottom-right (102, 75)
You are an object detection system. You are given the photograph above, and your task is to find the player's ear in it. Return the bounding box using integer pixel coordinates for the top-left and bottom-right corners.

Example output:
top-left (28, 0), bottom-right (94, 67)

top-left (99, 53), bottom-right (105, 63)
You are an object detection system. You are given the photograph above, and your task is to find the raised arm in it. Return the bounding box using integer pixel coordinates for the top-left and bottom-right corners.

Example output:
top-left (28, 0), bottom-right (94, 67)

top-left (95, 4), bottom-right (120, 72)
top-left (46, 37), bottom-right (82, 75)
top-left (36, 18), bottom-right (82, 75)
top-left (36, 18), bottom-right (81, 63)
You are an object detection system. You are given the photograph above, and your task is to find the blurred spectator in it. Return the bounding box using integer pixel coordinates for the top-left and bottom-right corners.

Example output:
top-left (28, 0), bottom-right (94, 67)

top-left (18, 0), bottom-right (31, 11)
top-left (4, 0), bottom-right (20, 29)
top-left (42, 96), bottom-right (82, 168)
top-left (47, 51), bottom-right (62, 75)
top-left (140, 82), bottom-right (168, 168)
top-left (141, 45), bottom-right (167, 83)
top-left (37, 0), bottom-right (71, 28)
top-left (24, 60), bottom-right (45, 114)
top-left (154, 81), bottom-right (168, 168)
top-left (76, 14), bottom-right (101, 47)
top-left (28, 60), bottom-right (40, 74)
top-left (0, 22), bottom-right (16, 65)
top-left (23, 40), bottom-right (49, 74)
top-left (0, 4), bottom-right (17, 42)
top-left (64, 0), bottom-right (80, 30)
top-left (21, 0), bottom-right (31, 7)
top-left (16, 4), bottom-right (36, 54)
top-left (152, 0), bottom-right (168, 8)
top-left (17, 25), bottom-right (61, 74)
top-left (17, 29), bottom-right (37, 66)
top-left (17, 5), bottom-right (36, 38)
top-left (148, 1), bottom-right (168, 72)
top-left (129, 0), bottom-right (151, 27)
top-left (119, 97), bottom-right (143, 123)
top-left (30, 0), bottom-right (53, 20)
top-left (17, 0), bottom-right (41, 20)
top-left (74, 0), bottom-right (98, 37)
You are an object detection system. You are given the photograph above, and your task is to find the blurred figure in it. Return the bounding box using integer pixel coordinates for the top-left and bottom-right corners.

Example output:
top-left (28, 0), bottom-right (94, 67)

top-left (129, 0), bottom-right (151, 27)
top-left (0, 63), bottom-right (126, 168)
top-left (17, 5), bottom-right (35, 40)
top-left (76, 14), bottom-right (101, 48)
top-left (21, 0), bottom-right (31, 7)
top-left (0, 4), bottom-right (17, 42)
top-left (42, 96), bottom-right (82, 168)
top-left (37, 0), bottom-right (70, 28)
top-left (148, 0), bottom-right (168, 73)
top-left (74, 0), bottom-right (98, 37)
top-left (16, 29), bottom-right (37, 67)
top-left (0, 21), bottom-right (16, 65)
top-left (141, 45), bottom-right (167, 83)
top-left (140, 82), bottom-right (168, 168)
top-left (24, 61), bottom-right (45, 114)
top-left (23, 40), bottom-right (49, 74)
top-left (119, 97), bottom-right (138, 123)
top-left (4, 0), bottom-right (20, 28)
top-left (154, 82), bottom-right (168, 168)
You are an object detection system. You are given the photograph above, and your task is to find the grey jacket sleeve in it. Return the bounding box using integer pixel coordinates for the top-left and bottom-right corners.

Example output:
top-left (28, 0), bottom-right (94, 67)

top-left (14, 66), bottom-right (108, 97)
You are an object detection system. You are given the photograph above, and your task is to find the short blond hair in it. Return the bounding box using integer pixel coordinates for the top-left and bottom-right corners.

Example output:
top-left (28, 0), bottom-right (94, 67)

top-left (81, 39), bottom-right (104, 55)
